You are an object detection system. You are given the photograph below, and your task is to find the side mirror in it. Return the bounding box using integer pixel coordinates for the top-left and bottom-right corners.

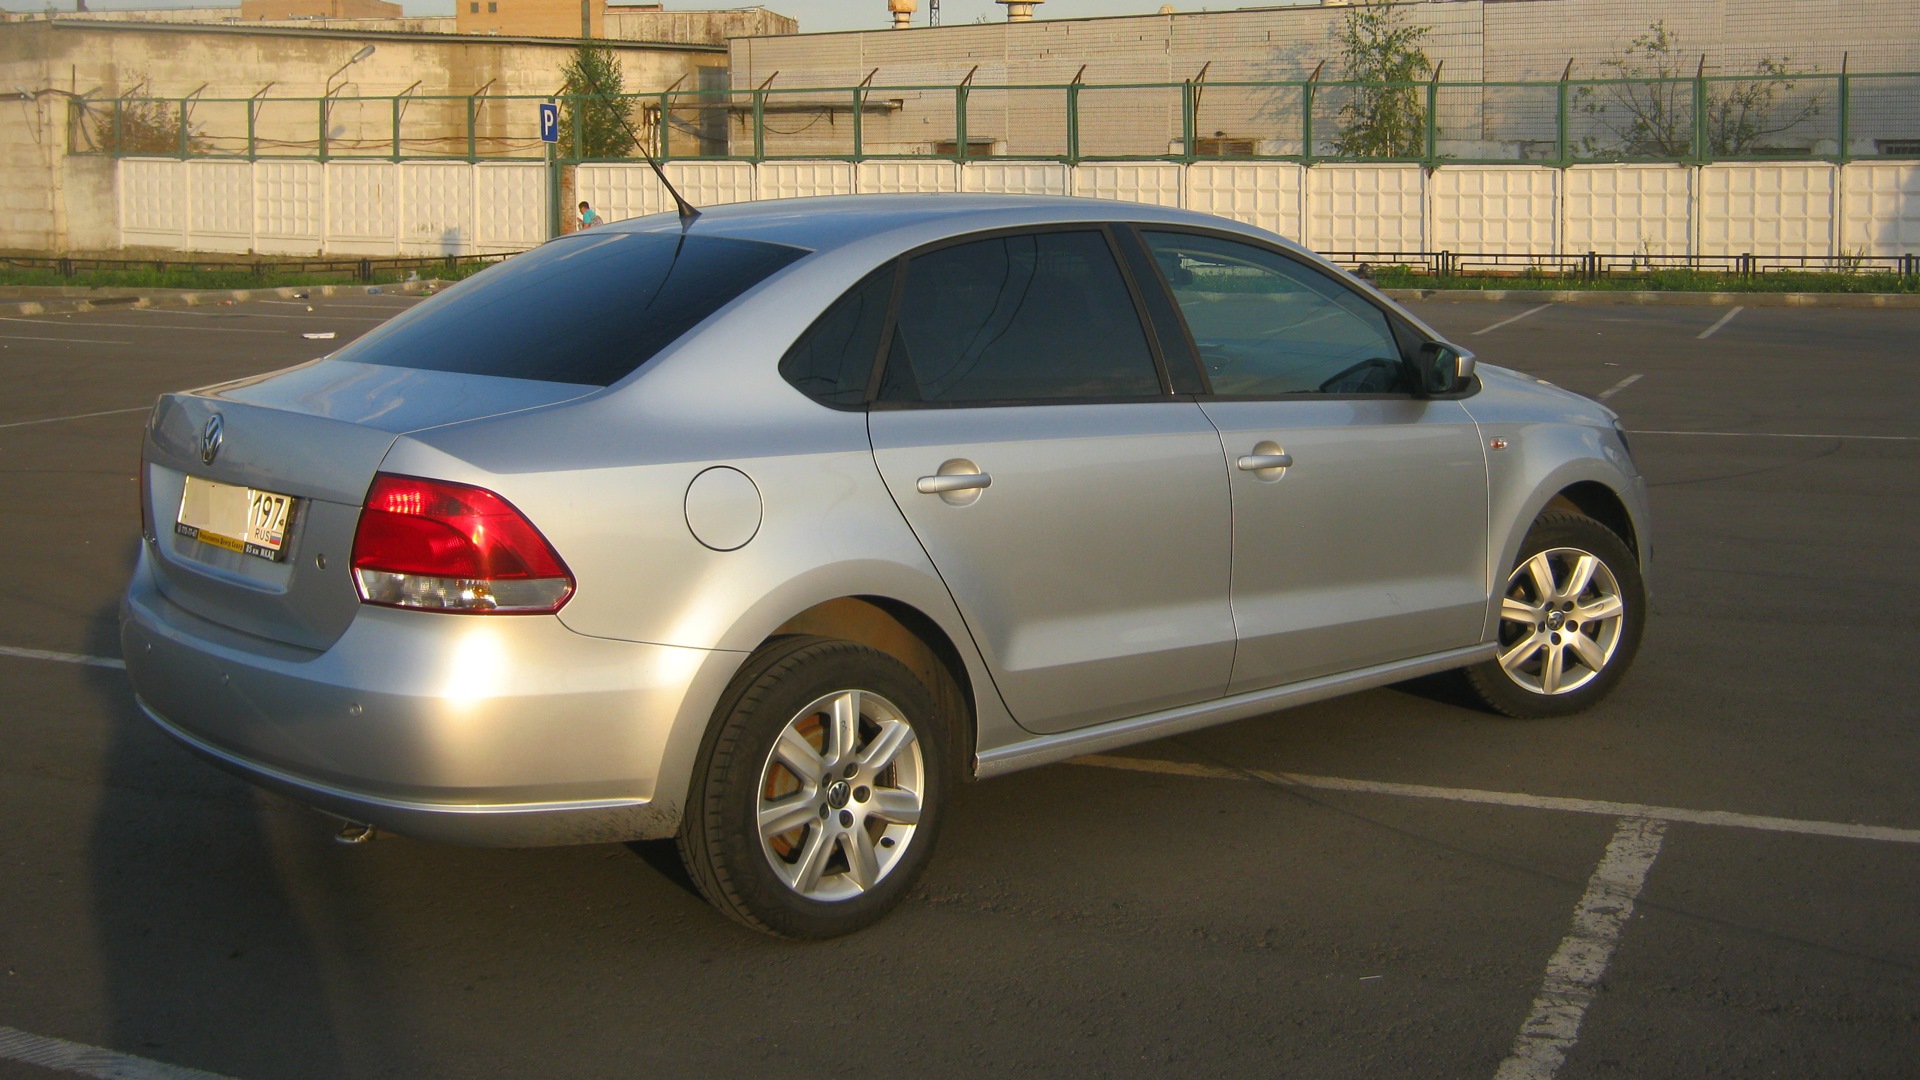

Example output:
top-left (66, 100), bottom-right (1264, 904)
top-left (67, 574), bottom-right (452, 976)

top-left (1417, 342), bottom-right (1476, 395)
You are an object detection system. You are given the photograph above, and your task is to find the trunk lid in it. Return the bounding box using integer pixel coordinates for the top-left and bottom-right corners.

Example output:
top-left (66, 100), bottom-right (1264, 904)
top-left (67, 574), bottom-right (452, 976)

top-left (142, 360), bottom-right (596, 651)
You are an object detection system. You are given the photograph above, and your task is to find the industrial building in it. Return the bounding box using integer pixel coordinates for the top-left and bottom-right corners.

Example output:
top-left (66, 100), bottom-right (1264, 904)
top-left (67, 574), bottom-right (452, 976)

top-left (728, 0), bottom-right (1920, 161)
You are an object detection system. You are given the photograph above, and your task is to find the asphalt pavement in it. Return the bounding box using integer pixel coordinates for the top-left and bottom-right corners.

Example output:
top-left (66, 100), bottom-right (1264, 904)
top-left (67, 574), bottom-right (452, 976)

top-left (1, 295), bottom-right (1916, 1079)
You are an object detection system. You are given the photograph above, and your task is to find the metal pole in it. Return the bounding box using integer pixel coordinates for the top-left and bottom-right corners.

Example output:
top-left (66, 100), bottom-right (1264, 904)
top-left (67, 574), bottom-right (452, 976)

top-left (1556, 59), bottom-right (1573, 166)
top-left (467, 96), bottom-right (477, 163)
top-left (319, 97), bottom-right (328, 161)
top-left (955, 87), bottom-right (969, 162)
top-left (852, 86), bottom-right (864, 162)
top-left (1181, 80), bottom-right (1195, 162)
top-left (752, 89), bottom-right (765, 161)
top-left (391, 95), bottom-right (401, 162)
top-left (178, 98), bottom-right (188, 159)
top-left (1692, 57), bottom-right (1709, 163)
top-left (1836, 55), bottom-right (1851, 164)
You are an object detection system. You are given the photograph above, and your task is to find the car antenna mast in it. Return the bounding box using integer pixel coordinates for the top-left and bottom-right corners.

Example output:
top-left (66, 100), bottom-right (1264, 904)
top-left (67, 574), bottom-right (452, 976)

top-left (578, 68), bottom-right (700, 227)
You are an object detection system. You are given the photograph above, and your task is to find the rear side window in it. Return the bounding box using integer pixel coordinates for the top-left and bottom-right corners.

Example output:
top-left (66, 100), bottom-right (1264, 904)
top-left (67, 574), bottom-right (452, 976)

top-left (878, 230), bottom-right (1162, 404)
top-left (329, 231), bottom-right (807, 386)
top-left (779, 264), bottom-right (896, 407)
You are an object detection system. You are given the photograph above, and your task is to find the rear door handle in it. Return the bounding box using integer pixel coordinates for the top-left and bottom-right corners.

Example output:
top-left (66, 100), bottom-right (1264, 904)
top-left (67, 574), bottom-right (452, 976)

top-left (916, 472), bottom-right (992, 494)
top-left (1236, 453), bottom-right (1293, 471)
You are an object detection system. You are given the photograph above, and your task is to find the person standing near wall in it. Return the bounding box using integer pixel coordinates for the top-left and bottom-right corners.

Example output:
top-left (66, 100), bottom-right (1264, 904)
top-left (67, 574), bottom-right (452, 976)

top-left (578, 201), bottom-right (602, 228)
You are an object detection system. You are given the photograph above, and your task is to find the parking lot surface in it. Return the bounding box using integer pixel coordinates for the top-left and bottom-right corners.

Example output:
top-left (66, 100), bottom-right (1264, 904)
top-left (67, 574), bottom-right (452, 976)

top-left (1, 295), bottom-right (1916, 1079)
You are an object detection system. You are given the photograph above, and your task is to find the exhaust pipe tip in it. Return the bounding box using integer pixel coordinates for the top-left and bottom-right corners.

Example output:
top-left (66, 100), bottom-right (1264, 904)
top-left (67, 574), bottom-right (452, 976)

top-left (332, 820), bottom-right (379, 845)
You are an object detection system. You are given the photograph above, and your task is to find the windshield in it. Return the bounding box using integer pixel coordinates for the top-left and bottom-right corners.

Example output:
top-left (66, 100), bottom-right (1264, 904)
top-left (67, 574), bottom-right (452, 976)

top-left (329, 231), bottom-right (809, 386)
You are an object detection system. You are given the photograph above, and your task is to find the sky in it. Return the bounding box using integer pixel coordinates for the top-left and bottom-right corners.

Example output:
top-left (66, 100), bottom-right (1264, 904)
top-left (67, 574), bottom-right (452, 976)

top-left (0, 0), bottom-right (1304, 29)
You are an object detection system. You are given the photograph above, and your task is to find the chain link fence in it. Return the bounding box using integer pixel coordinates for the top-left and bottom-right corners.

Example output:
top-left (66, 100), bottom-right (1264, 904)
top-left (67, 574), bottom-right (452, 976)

top-left (68, 71), bottom-right (1920, 165)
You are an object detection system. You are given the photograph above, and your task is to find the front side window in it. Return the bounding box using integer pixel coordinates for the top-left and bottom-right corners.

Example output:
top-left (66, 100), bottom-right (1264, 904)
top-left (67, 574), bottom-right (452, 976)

top-left (877, 230), bottom-right (1162, 404)
top-left (1142, 231), bottom-right (1406, 396)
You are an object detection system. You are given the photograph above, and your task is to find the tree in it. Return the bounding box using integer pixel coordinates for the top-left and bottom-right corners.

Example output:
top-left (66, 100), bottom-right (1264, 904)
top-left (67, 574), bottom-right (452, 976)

top-left (92, 79), bottom-right (207, 156)
top-left (1576, 21), bottom-right (1822, 159)
top-left (1329, 1), bottom-right (1434, 159)
top-left (558, 43), bottom-right (638, 160)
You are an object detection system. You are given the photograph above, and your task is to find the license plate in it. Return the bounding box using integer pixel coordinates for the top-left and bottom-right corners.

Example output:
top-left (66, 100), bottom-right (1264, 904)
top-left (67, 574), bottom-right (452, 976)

top-left (176, 476), bottom-right (296, 562)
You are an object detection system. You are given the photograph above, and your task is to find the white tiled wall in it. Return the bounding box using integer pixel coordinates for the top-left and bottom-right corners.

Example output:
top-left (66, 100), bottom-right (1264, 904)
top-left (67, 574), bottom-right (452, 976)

top-left (119, 158), bottom-right (1920, 260)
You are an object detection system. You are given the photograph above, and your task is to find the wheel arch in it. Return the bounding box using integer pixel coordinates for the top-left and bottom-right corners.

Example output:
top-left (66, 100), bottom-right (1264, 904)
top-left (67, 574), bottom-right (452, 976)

top-left (766, 596), bottom-right (979, 785)
top-left (1543, 480), bottom-right (1638, 560)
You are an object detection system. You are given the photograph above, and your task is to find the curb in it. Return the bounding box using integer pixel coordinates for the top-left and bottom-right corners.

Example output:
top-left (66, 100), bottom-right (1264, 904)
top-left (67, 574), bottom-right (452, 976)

top-left (0, 279), bottom-right (438, 317)
top-left (1378, 288), bottom-right (1920, 309)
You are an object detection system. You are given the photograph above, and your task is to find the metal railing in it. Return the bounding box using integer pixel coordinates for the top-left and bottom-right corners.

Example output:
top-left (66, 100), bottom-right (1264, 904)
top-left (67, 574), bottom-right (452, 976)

top-left (66, 69), bottom-right (1920, 166)
top-left (1323, 251), bottom-right (1920, 279)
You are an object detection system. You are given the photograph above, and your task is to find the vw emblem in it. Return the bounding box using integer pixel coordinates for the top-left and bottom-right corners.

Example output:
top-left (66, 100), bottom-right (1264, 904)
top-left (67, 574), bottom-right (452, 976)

top-left (201, 414), bottom-right (224, 465)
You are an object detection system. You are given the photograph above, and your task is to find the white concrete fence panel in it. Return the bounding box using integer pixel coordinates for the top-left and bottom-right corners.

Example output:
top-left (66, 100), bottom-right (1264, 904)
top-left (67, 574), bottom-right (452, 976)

top-left (116, 158), bottom-right (1920, 260)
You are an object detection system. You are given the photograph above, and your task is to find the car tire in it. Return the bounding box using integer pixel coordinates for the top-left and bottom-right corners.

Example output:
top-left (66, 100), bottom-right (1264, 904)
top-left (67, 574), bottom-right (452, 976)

top-left (1461, 511), bottom-right (1645, 719)
top-left (678, 635), bottom-right (948, 939)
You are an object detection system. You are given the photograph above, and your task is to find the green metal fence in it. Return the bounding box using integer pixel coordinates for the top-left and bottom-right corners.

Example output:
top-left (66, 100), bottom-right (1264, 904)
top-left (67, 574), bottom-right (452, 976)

top-left (68, 70), bottom-right (1920, 166)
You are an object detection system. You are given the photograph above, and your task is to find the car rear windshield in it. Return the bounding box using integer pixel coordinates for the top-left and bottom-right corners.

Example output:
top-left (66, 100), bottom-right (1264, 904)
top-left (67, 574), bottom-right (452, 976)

top-left (328, 231), bottom-right (809, 386)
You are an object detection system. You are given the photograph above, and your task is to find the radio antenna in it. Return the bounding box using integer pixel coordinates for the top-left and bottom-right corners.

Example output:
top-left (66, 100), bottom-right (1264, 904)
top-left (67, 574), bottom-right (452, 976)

top-left (578, 66), bottom-right (699, 228)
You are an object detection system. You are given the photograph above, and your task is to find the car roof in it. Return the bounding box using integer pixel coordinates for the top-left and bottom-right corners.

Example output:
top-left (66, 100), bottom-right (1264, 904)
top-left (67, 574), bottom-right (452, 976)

top-left (603, 193), bottom-right (1302, 257)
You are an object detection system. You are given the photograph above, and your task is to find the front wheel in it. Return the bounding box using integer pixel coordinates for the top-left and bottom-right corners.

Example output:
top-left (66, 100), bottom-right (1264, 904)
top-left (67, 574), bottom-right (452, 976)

top-left (679, 636), bottom-right (948, 939)
top-left (1462, 511), bottom-right (1645, 718)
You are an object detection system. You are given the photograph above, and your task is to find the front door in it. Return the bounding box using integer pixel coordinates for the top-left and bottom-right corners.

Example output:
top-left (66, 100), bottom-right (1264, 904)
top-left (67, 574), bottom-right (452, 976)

top-left (1135, 228), bottom-right (1490, 692)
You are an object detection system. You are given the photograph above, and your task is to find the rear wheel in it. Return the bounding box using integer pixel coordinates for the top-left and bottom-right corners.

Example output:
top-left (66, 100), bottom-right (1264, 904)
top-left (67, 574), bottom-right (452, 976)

top-left (679, 636), bottom-right (947, 938)
top-left (1462, 511), bottom-right (1645, 718)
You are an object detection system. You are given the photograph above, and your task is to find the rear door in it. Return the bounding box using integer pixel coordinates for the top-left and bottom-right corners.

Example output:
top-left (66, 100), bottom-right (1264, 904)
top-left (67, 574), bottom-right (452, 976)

top-left (1130, 228), bottom-right (1490, 693)
top-left (866, 227), bottom-right (1235, 734)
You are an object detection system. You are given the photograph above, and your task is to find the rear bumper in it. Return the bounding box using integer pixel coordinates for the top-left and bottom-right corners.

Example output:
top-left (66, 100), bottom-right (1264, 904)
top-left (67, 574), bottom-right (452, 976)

top-left (121, 547), bottom-right (743, 845)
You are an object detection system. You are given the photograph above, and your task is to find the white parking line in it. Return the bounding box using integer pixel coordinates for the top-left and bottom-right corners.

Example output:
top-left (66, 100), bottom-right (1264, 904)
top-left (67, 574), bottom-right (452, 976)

top-left (1630, 429), bottom-right (1920, 443)
top-left (1473, 303), bottom-right (1555, 336)
top-left (1697, 306), bottom-right (1745, 339)
top-left (0, 1025), bottom-right (237, 1080)
top-left (0, 406), bottom-right (150, 430)
top-left (0, 334), bottom-right (134, 345)
top-left (1069, 755), bottom-right (1920, 844)
top-left (1596, 374), bottom-right (1643, 400)
top-left (0, 645), bottom-right (126, 669)
top-left (1493, 818), bottom-right (1667, 1080)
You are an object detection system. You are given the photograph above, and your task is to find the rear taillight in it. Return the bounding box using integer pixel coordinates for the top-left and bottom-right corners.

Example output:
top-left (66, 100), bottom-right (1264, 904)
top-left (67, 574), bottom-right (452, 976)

top-left (350, 474), bottom-right (573, 614)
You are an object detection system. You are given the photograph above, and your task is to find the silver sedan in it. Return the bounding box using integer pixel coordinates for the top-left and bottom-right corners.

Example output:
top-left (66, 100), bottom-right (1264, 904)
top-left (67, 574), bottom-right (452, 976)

top-left (122, 195), bottom-right (1650, 938)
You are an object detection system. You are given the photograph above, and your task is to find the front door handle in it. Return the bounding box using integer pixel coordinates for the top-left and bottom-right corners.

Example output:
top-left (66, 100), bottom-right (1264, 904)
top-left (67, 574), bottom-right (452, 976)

top-left (916, 472), bottom-right (992, 494)
top-left (1236, 453), bottom-right (1294, 471)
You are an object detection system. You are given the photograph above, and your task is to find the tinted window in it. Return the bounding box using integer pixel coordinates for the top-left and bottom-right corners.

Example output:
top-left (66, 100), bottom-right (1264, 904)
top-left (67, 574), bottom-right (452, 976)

top-left (329, 231), bottom-right (807, 386)
top-left (778, 264), bottom-right (896, 407)
top-left (878, 230), bottom-right (1161, 404)
top-left (1142, 231), bottom-right (1405, 396)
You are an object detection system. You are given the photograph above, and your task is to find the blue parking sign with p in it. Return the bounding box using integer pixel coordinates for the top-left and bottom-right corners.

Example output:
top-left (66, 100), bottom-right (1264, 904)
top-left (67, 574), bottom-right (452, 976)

top-left (538, 102), bottom-right (559, 144)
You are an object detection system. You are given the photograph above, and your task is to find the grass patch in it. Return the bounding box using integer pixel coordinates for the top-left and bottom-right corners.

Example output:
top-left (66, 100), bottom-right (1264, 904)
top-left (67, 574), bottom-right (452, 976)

top-left (1364, 264), bottom-right (1920, 294)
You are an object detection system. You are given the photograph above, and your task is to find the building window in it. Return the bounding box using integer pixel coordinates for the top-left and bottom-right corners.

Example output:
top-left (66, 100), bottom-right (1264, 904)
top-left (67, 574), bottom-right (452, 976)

top-left (487, 2), bottom-right (497, 10)
top-left (931, 139), bottom-right (996, 158)
top-left (468, 2), bottom-right (477, 10)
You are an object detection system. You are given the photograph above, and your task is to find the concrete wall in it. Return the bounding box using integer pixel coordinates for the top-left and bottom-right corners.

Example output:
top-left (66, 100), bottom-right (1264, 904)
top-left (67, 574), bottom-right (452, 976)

top-left (241, 0), bottom-right (404, 20)
top-left (0, 20), bottom-right (721, 254)
top-left (4, 5), bottom-right (798, 45)
top-left (63, 156), bottom-right (1919, 261)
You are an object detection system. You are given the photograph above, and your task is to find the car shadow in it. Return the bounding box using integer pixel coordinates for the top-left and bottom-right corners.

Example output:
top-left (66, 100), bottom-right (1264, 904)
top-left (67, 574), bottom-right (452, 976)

top-left (81, 576), bottom-right (410, 1076)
